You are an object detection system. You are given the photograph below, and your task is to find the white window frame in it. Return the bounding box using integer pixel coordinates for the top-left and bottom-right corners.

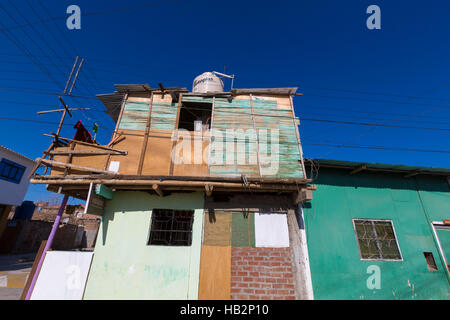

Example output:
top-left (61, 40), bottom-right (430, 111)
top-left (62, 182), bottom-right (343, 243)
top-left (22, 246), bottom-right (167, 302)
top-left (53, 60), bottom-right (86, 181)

top-left (431, 221), bottom-right (450, 276)
top-left (352, 218), bottom-right (403, 261)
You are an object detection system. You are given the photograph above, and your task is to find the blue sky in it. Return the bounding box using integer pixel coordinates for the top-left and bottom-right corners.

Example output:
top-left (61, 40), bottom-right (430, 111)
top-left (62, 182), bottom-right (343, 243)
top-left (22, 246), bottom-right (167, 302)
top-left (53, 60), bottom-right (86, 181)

top-left (0, 0), bottom-right (449, 203)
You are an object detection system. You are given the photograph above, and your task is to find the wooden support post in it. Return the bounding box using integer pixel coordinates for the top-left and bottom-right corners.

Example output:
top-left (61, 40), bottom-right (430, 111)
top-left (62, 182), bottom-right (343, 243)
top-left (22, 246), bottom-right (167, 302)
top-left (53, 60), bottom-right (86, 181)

top-left (105, 93), bottom-right (128, 170)
top-left (349, 165), bottom-right (366, 175)
top-left (205, 184), bottom-right (213, 197)
top-left (68, 58), bottom-right (84, 95)
top-left (63, 142), bottom-right (76, 176)
top-left (169, 93), bottom-right (183, 176)
top-left (249, 94), bottom-right (263, 177)
top-left (137, 93), bottom-right (154, 175)
top-left (20, 240), bottom-right (47, 300)
top-left (152, 184), bottom-right (164, 197)
top-left (289, 95), bottom-right (307, 178)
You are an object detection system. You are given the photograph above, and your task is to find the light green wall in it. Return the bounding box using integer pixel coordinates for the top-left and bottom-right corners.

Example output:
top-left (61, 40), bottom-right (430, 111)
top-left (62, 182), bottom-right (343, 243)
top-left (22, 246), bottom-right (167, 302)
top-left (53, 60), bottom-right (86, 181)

top-left (304, 169), bottom-right (450, 300)
top-left (83, 191), bottom-right (204, 300)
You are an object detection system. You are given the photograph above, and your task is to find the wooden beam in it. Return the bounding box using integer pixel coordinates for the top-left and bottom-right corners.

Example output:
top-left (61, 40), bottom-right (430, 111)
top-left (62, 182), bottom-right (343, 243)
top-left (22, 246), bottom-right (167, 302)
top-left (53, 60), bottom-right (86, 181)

top-left (47, 150), bottom-right (127, 156)
top-left (28, 158), bottom-right (43, 179)
top-left (37, 108), bottom-right (89, 115)
top-left (349, 165), bottom-right (366, 175)
top-left (38, 158), bottom-right (117, 175)
top-left (152, 184), bottom-right (164, 197)
top-left (44, 134), bottom-right (127, 154)
top-left (31, 174), bottom-right (311, 184)
top-left (107, 133), bottom-right (124, 147)
top-left (31, 178), bottom-right (301, 191)
top-left (58, 96), bottom-right (72, 117)
top-left (205, 184), bottom-right (213, 197)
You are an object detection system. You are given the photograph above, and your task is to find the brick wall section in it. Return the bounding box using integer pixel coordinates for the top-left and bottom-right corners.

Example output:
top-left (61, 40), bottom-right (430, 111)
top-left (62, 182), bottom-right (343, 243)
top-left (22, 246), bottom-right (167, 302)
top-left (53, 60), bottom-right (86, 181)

top-left (231, 247), bottom-right (296, 300)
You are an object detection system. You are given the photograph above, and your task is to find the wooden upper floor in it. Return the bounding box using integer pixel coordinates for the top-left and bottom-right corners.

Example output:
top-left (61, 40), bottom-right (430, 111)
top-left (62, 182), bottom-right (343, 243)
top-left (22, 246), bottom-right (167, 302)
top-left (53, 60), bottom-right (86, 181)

top-left (31, 85), bottom-right (311, 199)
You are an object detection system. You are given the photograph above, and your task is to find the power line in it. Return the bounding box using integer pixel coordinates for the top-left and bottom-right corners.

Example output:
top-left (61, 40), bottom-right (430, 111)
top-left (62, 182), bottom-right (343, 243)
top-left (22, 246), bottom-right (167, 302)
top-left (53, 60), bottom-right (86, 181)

top-left (0, 0), bottom-right (180, 32)
top-left (302, 142), bottom-right (450, 154)
top-left (301, 85), bottom-right (450, 103)
top-left (300, 117), bottom-right (450, 132)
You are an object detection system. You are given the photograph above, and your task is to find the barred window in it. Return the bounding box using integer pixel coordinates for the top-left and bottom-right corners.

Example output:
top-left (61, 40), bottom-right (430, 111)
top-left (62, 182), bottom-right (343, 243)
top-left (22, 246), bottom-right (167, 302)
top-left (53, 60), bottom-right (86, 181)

top-left (148, 209), bottom-right (194, 246)
top-left (353, 219), bottom-right (402, 260)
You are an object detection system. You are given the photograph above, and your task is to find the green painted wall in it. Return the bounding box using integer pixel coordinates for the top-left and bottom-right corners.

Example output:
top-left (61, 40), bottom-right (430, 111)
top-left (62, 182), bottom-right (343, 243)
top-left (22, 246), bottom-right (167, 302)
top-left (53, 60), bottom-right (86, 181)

top-left (304, 169), bottom-right (450, 300)
top-left (83, 191), bottom-right (204, 300)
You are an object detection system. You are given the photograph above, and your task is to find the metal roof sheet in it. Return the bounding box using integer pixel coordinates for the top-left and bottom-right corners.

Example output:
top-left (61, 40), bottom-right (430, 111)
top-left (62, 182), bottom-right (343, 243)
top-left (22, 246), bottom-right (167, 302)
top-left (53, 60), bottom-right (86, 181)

top-left (306, 158), bottom-right (450, 176)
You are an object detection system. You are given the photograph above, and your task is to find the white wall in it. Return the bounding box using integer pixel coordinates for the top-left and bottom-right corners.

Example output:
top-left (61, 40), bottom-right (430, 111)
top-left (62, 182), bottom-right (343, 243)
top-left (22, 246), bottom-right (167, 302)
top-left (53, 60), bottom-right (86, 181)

top-left (0, 148), bottom-right (34, 206)
top-left (31, 251), bottom-right (94, 300)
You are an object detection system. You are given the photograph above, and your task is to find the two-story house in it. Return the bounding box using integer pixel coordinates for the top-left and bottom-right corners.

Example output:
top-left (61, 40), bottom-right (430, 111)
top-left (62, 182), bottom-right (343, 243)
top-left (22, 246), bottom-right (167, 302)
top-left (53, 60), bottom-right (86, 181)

top-left (30, 73), bottom-right (314, 300)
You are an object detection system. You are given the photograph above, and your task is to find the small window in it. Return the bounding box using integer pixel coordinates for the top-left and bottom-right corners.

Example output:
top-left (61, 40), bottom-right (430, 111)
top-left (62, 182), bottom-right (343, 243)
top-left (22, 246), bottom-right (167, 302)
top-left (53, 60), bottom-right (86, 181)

top-left (0, 158), bottom-right (25, 184)
top-left (353, 219), bottom-right (402, 260)
top-left (178, 101), bottom-right (212, 131)
top-left (424, 252), bottom-right (438, 271)
top-left (148, 209), bottom-right (194, 246)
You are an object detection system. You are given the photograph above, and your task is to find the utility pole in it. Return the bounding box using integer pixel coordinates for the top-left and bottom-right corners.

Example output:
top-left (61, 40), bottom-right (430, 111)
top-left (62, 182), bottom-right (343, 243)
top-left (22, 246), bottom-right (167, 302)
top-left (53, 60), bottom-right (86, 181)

top-left (25, 56), bottom-right (89, 300)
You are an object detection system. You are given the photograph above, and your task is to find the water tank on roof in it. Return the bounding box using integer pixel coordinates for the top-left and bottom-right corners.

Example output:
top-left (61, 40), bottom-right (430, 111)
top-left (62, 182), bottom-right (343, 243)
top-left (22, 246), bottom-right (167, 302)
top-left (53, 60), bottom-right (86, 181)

top-left (192, 72), bottom-right (224, 93)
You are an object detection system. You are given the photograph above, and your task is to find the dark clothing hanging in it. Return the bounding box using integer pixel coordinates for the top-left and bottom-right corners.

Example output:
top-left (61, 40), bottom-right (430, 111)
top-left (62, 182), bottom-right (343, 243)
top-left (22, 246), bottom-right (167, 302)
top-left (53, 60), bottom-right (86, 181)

top-left (73, 120), bottom-right (93, 143)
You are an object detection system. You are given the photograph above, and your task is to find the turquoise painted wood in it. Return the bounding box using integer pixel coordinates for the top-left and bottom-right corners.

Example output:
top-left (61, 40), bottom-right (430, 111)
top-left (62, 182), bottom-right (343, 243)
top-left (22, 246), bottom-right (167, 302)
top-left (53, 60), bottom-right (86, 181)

top-left (83, 191), bottom-right (204, 300)
top-left (95, 184), bottom-right (114, 200)
top-left (304, 168), bottom-right (450, 300)
top-left (150, 102), bottom-right (178, 131)
top-left (210, 98), bottom-right (304, 178)
top-left (118, 101), bottom-right (149, 130)
top-left (181, 96), bottom-right (214, 104)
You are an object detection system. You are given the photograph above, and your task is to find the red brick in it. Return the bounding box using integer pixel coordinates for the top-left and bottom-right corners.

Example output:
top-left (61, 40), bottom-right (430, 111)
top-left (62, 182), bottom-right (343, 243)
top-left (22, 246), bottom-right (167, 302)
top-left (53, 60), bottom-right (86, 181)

top-left (277, 290), bottom-right (289, 295)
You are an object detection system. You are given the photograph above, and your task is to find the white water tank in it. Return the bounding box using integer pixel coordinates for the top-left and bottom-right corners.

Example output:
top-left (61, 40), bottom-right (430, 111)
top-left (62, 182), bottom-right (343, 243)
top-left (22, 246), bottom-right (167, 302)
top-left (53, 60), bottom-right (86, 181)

top-left (192, 72), bottom-right (224, 93)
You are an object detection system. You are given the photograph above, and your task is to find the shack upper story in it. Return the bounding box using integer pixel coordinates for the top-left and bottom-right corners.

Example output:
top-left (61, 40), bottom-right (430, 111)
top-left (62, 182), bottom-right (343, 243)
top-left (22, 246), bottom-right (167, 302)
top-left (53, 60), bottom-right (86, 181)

top-left (31, 84), bottom-right (311, 199)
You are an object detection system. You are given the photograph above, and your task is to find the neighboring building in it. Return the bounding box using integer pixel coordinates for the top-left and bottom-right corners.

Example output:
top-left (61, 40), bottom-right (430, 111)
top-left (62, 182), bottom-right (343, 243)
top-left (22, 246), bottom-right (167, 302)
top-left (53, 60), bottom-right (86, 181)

top-left (303, 159), bottom-right (450, 300)
top-left (0, 144), bottom-right (35, 239)
top-left (30, 77), bottom-right (313, 300)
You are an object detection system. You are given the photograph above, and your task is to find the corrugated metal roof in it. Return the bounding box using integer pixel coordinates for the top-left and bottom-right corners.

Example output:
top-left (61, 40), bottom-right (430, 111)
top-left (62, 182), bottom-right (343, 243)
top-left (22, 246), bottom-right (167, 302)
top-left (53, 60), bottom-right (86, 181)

top-left (307, 158), bottom-right (450, 176)
top-left (0, 144), bottom-right (35, 164)
top-left (97, 93), bottom-right (125, 123)
top-left (114, 84), bottom-right (151, 93)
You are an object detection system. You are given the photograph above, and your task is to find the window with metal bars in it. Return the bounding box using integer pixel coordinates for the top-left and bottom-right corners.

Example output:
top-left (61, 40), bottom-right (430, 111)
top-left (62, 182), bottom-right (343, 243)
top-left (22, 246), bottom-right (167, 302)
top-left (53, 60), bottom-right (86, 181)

top-left (148, 209), bottom-right (194, 246)
top-left (353, 219), bottom-right (402, 260)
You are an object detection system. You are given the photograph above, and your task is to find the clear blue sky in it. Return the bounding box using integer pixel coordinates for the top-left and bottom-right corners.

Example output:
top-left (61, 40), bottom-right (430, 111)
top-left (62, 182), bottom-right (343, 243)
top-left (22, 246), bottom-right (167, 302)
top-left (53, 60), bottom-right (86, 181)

top-left (0, 0), bottom-right (449, 203)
